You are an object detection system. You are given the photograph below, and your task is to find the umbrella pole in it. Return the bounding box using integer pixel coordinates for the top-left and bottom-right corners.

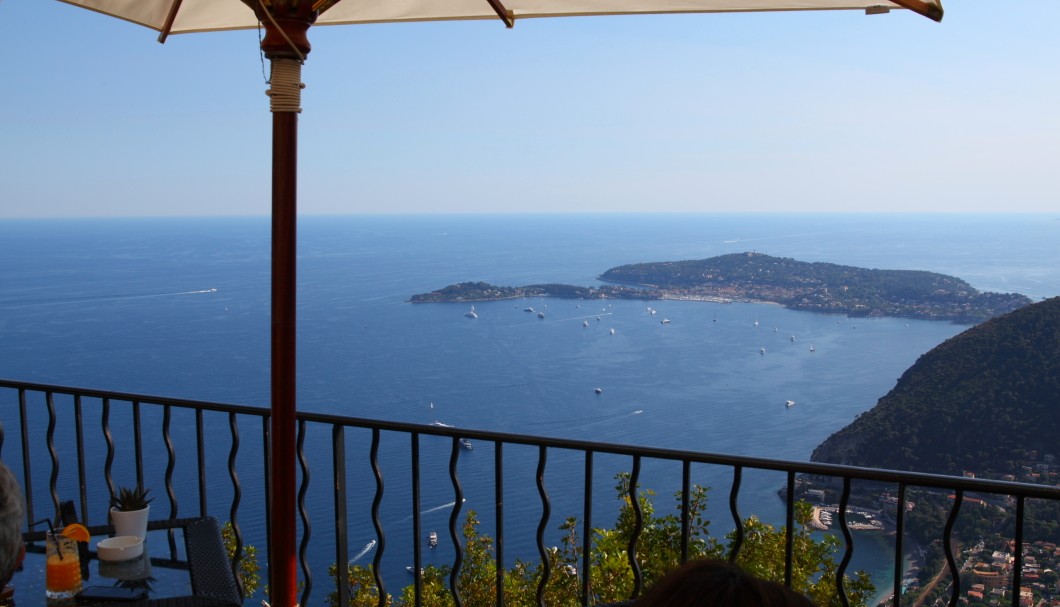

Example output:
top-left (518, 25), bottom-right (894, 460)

top-left (259, 6), bottom-right (313, 604)
top-left (271, 85), bottom-right (298, 607)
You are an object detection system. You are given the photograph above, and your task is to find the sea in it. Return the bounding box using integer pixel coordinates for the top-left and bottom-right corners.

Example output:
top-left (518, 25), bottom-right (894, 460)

top-left (1, 213), bottom-right (1058, 603)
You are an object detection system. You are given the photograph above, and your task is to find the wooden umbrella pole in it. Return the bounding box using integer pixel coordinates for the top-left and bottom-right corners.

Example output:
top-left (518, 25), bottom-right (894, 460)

top-left (256, 2), bottom-right (315, 606)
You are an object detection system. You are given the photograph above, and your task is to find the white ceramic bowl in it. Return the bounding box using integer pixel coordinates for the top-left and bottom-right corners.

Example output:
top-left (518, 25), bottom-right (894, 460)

top-left (96, 535), bottom-right (144, 562)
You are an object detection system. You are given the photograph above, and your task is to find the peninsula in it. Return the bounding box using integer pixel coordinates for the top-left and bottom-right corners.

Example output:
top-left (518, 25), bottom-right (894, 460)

top-left (409, 252), bottom-right (1031, 323)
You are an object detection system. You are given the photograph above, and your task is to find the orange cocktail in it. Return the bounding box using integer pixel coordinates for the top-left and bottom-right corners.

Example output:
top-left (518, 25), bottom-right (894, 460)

top-left (45, 534), bottom-right (82, 599)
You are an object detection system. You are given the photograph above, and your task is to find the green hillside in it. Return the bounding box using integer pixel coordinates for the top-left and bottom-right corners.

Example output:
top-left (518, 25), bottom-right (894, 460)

top-left (811, 297), bottom-right (1060, 477)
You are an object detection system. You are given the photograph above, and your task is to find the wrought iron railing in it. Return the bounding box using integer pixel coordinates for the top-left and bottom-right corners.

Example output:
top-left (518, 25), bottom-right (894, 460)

top-left (3, 378), bottom-right (1059, 607)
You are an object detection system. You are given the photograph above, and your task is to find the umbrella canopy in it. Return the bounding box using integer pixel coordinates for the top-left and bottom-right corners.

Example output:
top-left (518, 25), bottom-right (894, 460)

top-left (53, 1), bottom-right (942, 606)
top-left (60, 0), bottom-right (942, 35)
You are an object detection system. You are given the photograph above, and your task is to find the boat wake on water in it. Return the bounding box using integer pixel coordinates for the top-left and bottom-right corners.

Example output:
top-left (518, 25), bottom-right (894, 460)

top-left (349, 539), bottom-right (377, 563)
top-left (524, 408), bottom-right (645, 431)
top-left (0, 287), bottom-right (219, 309)
top-left (395, 499), bottom-right (468, 523)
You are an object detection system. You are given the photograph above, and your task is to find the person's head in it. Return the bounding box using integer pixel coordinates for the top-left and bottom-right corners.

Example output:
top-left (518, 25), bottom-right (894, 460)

top-left (633, 559), bottom-right (815, 607)
top-left (0, 461), bottom-right (25, 588)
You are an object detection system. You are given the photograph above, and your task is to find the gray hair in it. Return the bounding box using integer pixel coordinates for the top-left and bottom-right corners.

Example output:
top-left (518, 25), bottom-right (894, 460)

top-left (0, 461), bottom-right (24, 586)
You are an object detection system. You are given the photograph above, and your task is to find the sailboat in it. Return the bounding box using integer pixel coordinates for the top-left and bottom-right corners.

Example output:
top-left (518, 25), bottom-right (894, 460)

top-left (465, 306), bottom-right (478, 319)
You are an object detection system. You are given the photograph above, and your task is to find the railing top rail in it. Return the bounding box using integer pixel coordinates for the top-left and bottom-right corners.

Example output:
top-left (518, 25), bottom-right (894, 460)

top-left (5, 378), bottom-right (1059, 502)
top-left (0, 378), bottom-right (271, 417)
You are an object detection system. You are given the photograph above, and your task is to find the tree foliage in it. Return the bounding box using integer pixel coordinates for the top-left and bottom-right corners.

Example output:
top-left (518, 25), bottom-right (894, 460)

top-left (328, 474), bottom-right (874, 606)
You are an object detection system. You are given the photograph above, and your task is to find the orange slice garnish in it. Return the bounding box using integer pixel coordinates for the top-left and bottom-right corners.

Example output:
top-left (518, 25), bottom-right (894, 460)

top-left (61, 523), bottom-right (91, 542)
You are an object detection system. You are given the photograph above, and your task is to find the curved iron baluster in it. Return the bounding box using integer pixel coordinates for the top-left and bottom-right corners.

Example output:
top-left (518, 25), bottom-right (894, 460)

top-left (297, 419), bottom-right (313, 607)
top-left (784, 470), bottom-right (795, 587)
top-left (1011, 496), bottom-right (1025, 606)
top-left (891, 483), bottom-right (907, 607)
top-left (196, 409), bottom-right (207, 516)
top-left (582, 451), bottom-right (594, 606)
top-left (942, 489), bottom-right (962, 607)
top-left (133, 400), bottom-right (144, 489)
top-left (332, 425), bottom-right (350, 607)
top-left (46, 392), bottom-right (60, 516)
top-left (449, 437), bottom-right (465, 607)
top-left (680, 461), bottom-right (691, 564)
top-left (163, 405), bottom-right (178, 558)
top-left (102, 398), bottom-right (115, 502)
top-left (495, 442), bottom-right (506, 607)
top-left (227, 412), bottom-right (244, 594)
top-left (836, 478), bottom-right (853, 607)
top-left (369, 428), bottom-right (386, 607)
top-left (410, 433), bottom-right (423, 605)
top-left (17, 389), bottom-right (37, 527)
top-left (535, 445), bottom-right (551, 607)
top-left (627, 455), bottom-right (643, 599)
top-left (73, 395), bottom-right (88, 526)
top-left (728, 465), bottom-right (743, 563)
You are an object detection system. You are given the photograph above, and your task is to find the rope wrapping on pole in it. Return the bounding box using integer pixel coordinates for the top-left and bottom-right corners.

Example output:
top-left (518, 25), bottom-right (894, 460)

top-left (268, 58), bottom-right (305, 114)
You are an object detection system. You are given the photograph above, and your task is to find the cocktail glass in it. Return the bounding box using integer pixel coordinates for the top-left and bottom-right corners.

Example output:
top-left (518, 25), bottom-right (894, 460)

top-left (45, 532), bottom-right (82, 600)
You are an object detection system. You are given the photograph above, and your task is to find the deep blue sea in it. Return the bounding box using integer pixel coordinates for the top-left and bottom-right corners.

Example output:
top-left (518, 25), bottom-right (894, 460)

top-left (2, 213), bottom-right (1058, 602)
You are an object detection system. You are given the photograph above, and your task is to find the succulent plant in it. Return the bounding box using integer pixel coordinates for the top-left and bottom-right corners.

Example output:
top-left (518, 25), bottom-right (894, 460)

top-left (110, 485), bottom-right (153, 512)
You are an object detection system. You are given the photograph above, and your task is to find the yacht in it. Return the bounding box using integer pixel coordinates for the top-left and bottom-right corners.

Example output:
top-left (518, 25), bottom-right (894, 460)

top-left (785, 400), bottom-right (796, 408)
top-left (660, 318), bottom-right (671, 324)
top-left (583, 320), bottom-right (589, 327)
top-left (537, 311), bottom-right (545, 319)
top-left (525, 306), bottom-right (534, 313)
top-left (460, 438), bottom-right (473, 450)
top-left (609, 328), bottom-right (615, 335)
top-left (428, 531), bottom-right (438, 547)
top-left (465, 306), bottom-right (478, 319)
top-left (809, 344), bottom-right (815, 352)
top-left (594, 387), bottom-right (603, 394)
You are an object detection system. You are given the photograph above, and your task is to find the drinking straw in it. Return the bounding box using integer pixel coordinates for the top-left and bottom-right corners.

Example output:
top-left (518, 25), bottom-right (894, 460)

top-left (29, 518), bottom-right (62, 560)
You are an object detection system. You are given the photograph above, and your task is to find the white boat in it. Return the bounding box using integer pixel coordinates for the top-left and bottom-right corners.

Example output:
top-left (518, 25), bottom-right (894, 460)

top-left (406, 566), bottom-right (424, 575)
top-left (465, 306), bottom-right (478, 318)
top-left (609, 328), bottom-right (615, 335)
top-left (525, 306), bottom-right (534, 312)
top-left (809, 345), bottom-right (815, 352)
top-left (760, 347), bottom-right (766, 355)
top-left (583, 320), bottom-right (589, 327)
top-left (790, 335), bottom-right (795, 342)
top-left (428, 531), bottom-right (438, 547)
top-left (537, 312), bottom-right (545, 319)
top-left (460, 438), bottom-right (473, 450)
top-left (594, 387), bottom-right (603, 394)
top-left (660, 318), bottom-right (671, 324)
top-left (785, 400), bottom-right (795, 407)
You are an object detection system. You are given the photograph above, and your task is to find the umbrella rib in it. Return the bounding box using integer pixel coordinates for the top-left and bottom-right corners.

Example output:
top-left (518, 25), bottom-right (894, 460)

top-left (484, 0), bottom-right (515, 28)
top-left (156, 0), bottom-right (185, 43)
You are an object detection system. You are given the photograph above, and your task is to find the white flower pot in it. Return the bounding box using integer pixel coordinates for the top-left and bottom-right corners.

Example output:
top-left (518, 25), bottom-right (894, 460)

top-left (110, 505), bottom-right (150, 541)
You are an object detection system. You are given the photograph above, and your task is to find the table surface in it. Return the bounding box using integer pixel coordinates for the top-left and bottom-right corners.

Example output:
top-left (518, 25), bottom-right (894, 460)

top-left (15, 517), bottom-right (242, 606)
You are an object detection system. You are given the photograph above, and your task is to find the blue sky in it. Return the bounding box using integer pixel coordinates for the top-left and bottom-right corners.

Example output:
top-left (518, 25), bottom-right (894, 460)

top-left (1, 0), bottom-right (1057, 217)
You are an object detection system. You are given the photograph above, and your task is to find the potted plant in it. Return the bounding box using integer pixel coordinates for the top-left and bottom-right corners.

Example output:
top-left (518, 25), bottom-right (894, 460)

top-left (109, 485), bottom-right (152, 541)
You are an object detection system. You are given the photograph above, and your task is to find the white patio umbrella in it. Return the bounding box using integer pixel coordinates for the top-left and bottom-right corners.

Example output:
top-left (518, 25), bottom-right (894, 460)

top-left (55, 1), bottom-right (943, 605)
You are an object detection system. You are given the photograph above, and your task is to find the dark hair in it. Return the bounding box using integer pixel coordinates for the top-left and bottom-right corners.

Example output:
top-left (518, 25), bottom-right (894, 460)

top-left (0, 461), bottom-right (25, 588)
top-left (633, 559), bottom-right (816, 607)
